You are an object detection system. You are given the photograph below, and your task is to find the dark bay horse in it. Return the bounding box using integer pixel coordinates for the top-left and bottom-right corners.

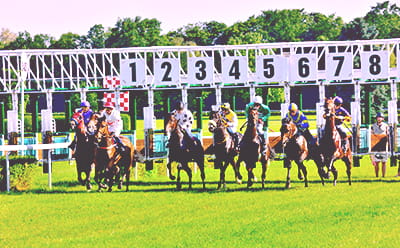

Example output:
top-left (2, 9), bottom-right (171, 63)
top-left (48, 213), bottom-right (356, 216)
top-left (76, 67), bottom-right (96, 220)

top-left (165, 113), bottom-right (206, 190)
top-left (280, 117), bottom-right (326, 188)
top-left (208, 111), bottom-right (242, 189)
top-left (70, 112), bottom-right (95, 190)
top-left (93, 116), bottom-right (136, 192)
top-left (320, 98), bottom-right (352, 185)
top-left (237, 109), bottom-right (272, 188)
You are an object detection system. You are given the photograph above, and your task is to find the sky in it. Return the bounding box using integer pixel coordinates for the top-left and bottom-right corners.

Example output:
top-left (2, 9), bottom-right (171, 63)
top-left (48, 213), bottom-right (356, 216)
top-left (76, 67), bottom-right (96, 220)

top-left (1, 0), bottom-right (386, 39)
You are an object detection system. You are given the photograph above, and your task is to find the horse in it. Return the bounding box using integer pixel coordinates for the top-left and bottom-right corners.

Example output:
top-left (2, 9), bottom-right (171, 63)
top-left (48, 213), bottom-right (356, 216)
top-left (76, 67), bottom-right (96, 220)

top-left (237, 108), bottom-right (272, 188)
top-left (208, 110), bottom-right (243, 189)
top-left (70, 112), bottom-right (96, 190)
top-left (280, 117), bottom-right (326, 188)
top-left (320, 98), bottom-right (352, 185)
top-left (165, 112), bottom-right (206, 190)
top-left (92, 115), bottom-right (136, 192)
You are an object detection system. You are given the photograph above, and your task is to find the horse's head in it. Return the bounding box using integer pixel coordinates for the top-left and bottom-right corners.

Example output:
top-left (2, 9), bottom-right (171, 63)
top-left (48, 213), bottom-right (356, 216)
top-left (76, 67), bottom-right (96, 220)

top-left (324, 98), bottom-right (336, 117)
top-left (71, 112), bottom-right (86, 135)
top-left (94, 116), bottom-right (110, 144)
top-left (165, 112), bottom-right (179, 135)
top-left (280, 117), bottom-right (297, 147)
top-left (248, 108), bottom-right (259, 127)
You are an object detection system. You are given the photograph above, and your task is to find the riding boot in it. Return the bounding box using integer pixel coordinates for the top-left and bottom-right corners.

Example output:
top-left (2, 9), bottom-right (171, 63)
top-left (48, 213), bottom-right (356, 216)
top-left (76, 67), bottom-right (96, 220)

top-left (233, 134), bottom-right (239, 152)
top-left (68, 139), bottom-right (76, 150)
top-left (114, 136), bottom-right (126, 153)
top-left (342, 138), bottom-right (348, 153)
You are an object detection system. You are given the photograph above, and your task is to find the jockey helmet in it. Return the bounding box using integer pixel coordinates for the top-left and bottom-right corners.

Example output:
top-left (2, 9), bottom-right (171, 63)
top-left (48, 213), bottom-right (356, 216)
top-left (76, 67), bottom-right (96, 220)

top-left (221, 102), bottom-right (231, 110)
top-left (103, 102), bottom-right (114, 109)
top-left (376, 112), bottom-right (384, 119)
top-left (254, 96), bottom-right (263, 104)
top-left (334, 96), bottom-right (343, 105)
top-left (288, 103), bottom-right (298, 113)
top-left (176, 101), bottom-right (185, 110)
top-left (80, 101), bottom-right (90, 107)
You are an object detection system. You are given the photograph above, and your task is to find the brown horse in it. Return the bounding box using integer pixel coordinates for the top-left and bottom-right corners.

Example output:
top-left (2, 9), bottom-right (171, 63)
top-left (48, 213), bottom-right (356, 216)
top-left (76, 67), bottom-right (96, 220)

top-left (208, 111), bottom-right (242, 189)
top-left (280, 117), bottom-right (326, 188)
top-left (70, 112), bottom-right (95, 190)
top-left (93, 116), bottom-right (136, 192)
top-left (237, 109), bottom-right (272, 188)
top-left (320, 98), bottom-right (352, 185)
top-left (165, 113), bottom-right (206, 190)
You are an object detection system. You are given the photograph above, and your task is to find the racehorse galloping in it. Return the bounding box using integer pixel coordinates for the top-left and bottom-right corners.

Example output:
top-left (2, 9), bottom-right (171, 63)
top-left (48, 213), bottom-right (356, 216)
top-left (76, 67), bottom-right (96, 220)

top-left (237, 109), bottom-right (272, 188)
top-left (165, 113), bottom-right (206, 190)
top-left (320, 98), bottom-right (352, 185)
top-left (208, 111), bottom-right (242, 189)
top-left (70, 112), bottom-right (96, 190)
top-left (93, 116), bottom-right (135, 192)
top-left (280, 117), bottom-right (326, 188)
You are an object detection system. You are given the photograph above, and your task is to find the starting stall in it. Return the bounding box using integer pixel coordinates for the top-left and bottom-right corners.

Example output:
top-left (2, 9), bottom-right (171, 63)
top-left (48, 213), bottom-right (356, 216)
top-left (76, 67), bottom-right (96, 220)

top-left (0, 38), bottom-right (400, 176)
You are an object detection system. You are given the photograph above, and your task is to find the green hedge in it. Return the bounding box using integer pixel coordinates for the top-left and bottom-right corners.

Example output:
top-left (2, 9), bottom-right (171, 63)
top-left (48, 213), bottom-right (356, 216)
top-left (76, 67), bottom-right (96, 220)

top-left (0, 155), bottom-right (38, 191)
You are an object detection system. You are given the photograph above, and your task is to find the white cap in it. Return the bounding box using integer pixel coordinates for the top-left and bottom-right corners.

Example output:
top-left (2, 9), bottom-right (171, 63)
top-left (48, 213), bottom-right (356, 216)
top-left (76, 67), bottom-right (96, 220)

top-left (254, 96), bottom-right (263, 104)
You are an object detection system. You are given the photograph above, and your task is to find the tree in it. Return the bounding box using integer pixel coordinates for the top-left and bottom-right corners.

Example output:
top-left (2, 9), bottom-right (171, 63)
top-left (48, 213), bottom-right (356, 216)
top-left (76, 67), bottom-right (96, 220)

top-left (50, 32), bottom-right (81, 49)
top-left (168, 21), bottom-right (227, 46)
top-left (301, 13), bottom-right (344, 41)
top-left (80, 24), bottom-right (106, 49)
top-left (0, 28), bottom-right (17, 49)
top-left (105, 17), bottom-right (166, 48)
top-left (363, 1), bottom-right (400, 39)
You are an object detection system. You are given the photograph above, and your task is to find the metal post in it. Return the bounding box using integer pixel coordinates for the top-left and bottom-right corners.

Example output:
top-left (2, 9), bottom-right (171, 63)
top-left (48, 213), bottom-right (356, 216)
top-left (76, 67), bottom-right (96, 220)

top-left (0, 101), bottom-right (5, 136)
top-left (6, 152), bottom-right (10, 192)
top-left (196, 96), bottom-right (203, 130)
top-left (130, 92), bottom-right (137, 131)
top-left (32, 95), bottom-right (39, 133)
top-left (48, 149), bottom-right (52, 189)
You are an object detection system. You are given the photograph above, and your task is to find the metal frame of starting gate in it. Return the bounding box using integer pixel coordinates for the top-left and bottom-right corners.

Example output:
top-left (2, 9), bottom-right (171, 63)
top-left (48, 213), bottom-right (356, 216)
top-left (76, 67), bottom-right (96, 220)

top-left (1, 39), bottom-right (400, 164)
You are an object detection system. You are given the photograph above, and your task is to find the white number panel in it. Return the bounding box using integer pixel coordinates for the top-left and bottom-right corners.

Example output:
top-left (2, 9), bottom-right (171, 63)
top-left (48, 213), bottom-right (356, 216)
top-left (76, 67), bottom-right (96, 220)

top-left (326, 53), bottom-right (353, 81)
top-left (256, 55), bottom-right (288, 82)
top-left (361, 51), bottom-right (389, 80)
top-left (221, 56), bottom-right (248, 84)
top-left (187, 57), bottom-right (214, 85)
top-left (397, 46), bottom-right (400, 78)
top-left (289, 54), bottom-right (318, 82)
top-left (154, 58), bottom-right (180, 85)
top-left (120, 59), bottom-right (146, 86)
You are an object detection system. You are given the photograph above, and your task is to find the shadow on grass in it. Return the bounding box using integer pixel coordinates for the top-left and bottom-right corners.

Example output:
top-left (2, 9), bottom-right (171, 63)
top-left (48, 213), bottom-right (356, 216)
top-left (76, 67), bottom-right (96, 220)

top-left (4, 177), bottom-right (399, 195)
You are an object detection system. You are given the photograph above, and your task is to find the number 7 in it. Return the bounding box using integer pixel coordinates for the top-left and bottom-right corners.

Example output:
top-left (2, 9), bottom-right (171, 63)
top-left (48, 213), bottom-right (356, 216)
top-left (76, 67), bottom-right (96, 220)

top-left (332, 56), bottom-right (344, 77)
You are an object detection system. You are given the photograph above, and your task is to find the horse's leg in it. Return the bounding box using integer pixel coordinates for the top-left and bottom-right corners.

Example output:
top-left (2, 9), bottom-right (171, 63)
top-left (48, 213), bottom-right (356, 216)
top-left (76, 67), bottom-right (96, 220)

top-left (297, 161), bottom-right (308, 187)
top-left (218, 161), bottom-right (229, 190)
top-left (166, 160), bottom-right (176, 180)
top-left (194, 154), bottom-right (206, 189)
top-left (247, 165), bottom-right (255, 188)
top-left (176, 164), bottom-right (182, 190)
top-left (261, 159), bottom-right (268, 189)
top-left (125, 168), bottom-right (131, 192)
top-left (85, 167), bottom-right (92, 190)
top-left (285, 159), bottom-right (291, 189)
top-left (235, 157), bottom-right (243, 184)
top-left (343, 156), bottom-right (352, 186)
top-left (330, 162), bottom-right (338, 186)
top-left (181, 162), bottom-right (192, 190)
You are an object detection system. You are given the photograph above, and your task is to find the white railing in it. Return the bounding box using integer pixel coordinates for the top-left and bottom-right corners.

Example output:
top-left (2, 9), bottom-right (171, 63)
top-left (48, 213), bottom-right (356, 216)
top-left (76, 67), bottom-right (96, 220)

top-left (0, 143), bottom-right (69, 192)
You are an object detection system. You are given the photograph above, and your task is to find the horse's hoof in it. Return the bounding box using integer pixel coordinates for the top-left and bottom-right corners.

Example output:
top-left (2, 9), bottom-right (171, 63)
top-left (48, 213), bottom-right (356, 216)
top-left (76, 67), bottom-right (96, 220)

top-left (170, 175), bottom-right (176, 181)
top-left (236, 179), bottom-right (242, 185)
top-left (247, 181), bottom-right (253, 188)
top-left (285, 182), bottom-right (291, 189)
top-left (86, 183), bottom-right (92, 191)
top-left (99, 183), bottom-right (107, 189)
top-left (298, 175), bottom-right (304, 180)
top-left (118, 182), bottom-right (123, 190)
top-left (108, 187), bottom-right (113, 192)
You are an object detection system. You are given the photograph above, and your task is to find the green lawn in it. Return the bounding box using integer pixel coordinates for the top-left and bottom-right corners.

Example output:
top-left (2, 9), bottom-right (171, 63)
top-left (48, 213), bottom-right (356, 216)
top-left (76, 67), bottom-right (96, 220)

top-left (1, 156), bottom-right (400, 248)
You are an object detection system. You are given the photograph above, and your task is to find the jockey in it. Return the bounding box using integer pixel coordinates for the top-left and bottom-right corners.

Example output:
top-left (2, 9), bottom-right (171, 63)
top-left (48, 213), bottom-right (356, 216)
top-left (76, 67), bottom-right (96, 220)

top-left (333, 96), bottom-right (351, 152)
top-left (245, 95), bottom-right (271, 151)
top-left (220, 102), bottom-right (239, 150)
top-left (171, 101), bottom-right (194, 149)
top-left (99, 102), bottom-right (125, 153)
top-left (68, 101), bottom-right (94, 151)
top-left (286, 103), bottom-right (315, 146)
